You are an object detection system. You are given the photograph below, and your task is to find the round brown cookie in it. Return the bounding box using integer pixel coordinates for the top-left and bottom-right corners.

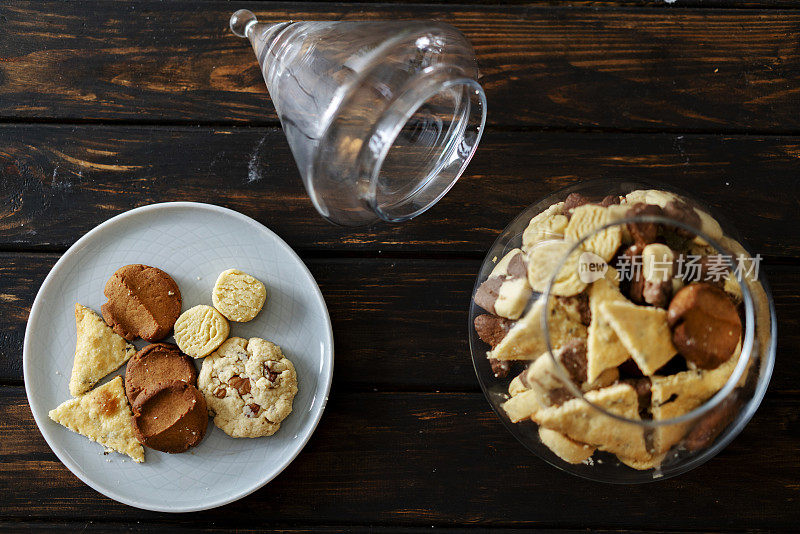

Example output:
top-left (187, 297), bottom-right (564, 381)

top-left (101, 264), bottom-right (182, 341)
top-left (125, 343), bottom-right (197, 407)
top-left (132, 381), bottom-right (208, 453)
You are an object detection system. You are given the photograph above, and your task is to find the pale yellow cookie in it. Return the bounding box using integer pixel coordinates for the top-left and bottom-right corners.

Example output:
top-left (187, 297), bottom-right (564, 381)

top-left (624, 189), bottom-right (650, 205)
top-left (522, 202), bottom-right (568, 252)
top-left (69, 304), bottom-right (136, 396)
top-left (564, 205), bottom-right (622, 262)
top-left (524, 351), bottom-right (568, 408)
top-left (538, 427), bottom-right (595, 464)
top-left (625, 189), bottom-right (678, 208)
top-left (487, 249), bottom-right (532, 320)
top-left (212, 269), bottom-right (267, 323)
top-left (598, 300), bottom-right (677, 376)
top-left (508, 374), bottom-right (528, 397)
top-left (534, 383), bottom-right (649, 461)
top-left (618, 452), bottom-right (667, 471)
top-left (501, 389), bottom-right (540, 423)
top-left (488, 298), bottom-right (587, 361)
top-left (586, 273), bottom-right (631, 383)
top-left (650, 349), bottom-right (742, 454)
top-left (198, 337), bottom-right (298, 438)
top-left (174, 304), bottom-right (230, 358)
top-left (49, 376), bottom-right (144, 463)
top-left (583, 367), bottom-right (619, 392)
top-left (641, 243), bottom-right (674, 283)
top-left (527, 240), bottom-right (587, 297)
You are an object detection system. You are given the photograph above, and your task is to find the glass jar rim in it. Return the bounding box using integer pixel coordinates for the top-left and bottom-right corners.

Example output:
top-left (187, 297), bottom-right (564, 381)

top-left (363, 71), bottom-right (486, 223)
top-left (540, 213), bottom-right (756, 429)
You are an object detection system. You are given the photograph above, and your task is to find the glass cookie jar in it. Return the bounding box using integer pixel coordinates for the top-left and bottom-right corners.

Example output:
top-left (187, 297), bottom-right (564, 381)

top-left (468, 180), bottom-right (776, 483)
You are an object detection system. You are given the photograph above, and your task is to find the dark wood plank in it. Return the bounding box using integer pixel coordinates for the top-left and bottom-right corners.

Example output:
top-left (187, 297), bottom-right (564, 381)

top-left (1, 2), bottom-right (799, 130)
top-left (213, 1), bottom-right (800, 7)
top-left (1, 386), bottom-right (797, 529)
top-left (2, 125), bottom-right (799, 257)
top-left (0, 524), bottom-right (766, 534)
top-left (2, 253), bottom-right (797, 393)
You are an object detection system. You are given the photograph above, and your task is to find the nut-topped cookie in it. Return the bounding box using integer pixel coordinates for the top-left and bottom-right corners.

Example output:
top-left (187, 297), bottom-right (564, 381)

top-left (198, 337), bottom-right (298, 438)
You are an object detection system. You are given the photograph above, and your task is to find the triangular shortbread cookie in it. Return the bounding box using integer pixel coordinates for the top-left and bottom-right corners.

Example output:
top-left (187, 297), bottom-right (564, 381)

top-left (534, 383), bottom-right (649, 461)
top-left (586, 274), bottom-right (631, 382)
top-left (650, 350), bottom-right (741, 453)
top-left (49, 376), bottom-right (144, 463)
top-left (69, 303), bottom-right (136, 396)
top-left (489, 298), bottom-right (587, 361)
top-left (598, 300), bottom-right (676, 376)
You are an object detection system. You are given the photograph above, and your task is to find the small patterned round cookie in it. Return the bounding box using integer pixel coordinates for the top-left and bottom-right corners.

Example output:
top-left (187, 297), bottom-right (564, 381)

top-left (174, 304), bottom-right (230, 358)
top-left (527, 240), bottom-right (587, 297)
top-left (198, 337), bottom-right (298, 438)
top-left (212, 269), bottom-right (267, 322)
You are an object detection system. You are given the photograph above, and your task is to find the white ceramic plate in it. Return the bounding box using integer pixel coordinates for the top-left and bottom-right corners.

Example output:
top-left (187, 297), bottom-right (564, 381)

top-left (23, 202), bottom-right (334, 512)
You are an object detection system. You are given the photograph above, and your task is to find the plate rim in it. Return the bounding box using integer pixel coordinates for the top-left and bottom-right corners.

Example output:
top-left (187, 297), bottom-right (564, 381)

top-left (22, 201), bottom-right (335, 513)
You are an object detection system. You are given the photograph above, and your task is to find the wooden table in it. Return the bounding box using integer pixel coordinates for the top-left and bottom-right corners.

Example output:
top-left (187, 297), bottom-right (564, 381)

top-left (1, 1), bottom-right (799, 531)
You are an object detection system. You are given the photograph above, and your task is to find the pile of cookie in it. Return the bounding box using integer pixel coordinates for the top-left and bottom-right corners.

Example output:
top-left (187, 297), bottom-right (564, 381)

top-left (49, 265), bottom-right (298, 463)
top-left (473, 189), bottom-right (768, 470)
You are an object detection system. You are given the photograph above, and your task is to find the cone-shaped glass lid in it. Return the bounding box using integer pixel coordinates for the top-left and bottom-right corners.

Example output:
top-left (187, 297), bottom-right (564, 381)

top-left (230, 10), bottom-right (486, 226)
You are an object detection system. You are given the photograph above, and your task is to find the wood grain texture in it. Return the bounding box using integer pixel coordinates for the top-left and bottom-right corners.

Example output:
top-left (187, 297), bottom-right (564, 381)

top-left (1, 0), bottom-right (798, 529)
top-left (2, 125), bottom-right (799, 256)
top-left (0, 525), bottom-right (776, 534)
top-left (2, 253), bottom-right (797, 393)
top-left (193, 1), bottom-right (800, 7)
top-left (1, 386), bottom-right (798, 529)
top-left (1, 2), bottom-right (799, 130)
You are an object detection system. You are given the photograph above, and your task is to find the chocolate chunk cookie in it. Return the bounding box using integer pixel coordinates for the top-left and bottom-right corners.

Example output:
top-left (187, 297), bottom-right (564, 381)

top-left (198, 337), bottom-right (298, 438)
top-left (101, 264), bottom-right (182, 341)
